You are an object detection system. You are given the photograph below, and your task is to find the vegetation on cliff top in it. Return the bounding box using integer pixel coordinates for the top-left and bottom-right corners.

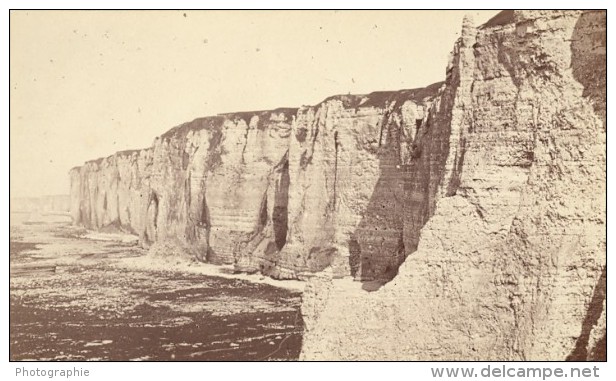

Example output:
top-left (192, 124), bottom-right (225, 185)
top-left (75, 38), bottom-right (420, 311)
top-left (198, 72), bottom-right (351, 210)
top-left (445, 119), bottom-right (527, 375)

top-left (319, 81), bottom-right (443, 110)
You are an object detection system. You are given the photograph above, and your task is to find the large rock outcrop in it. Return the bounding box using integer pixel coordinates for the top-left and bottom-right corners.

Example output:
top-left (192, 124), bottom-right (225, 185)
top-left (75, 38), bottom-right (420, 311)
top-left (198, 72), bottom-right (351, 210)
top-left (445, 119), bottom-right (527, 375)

top-left (300, 10), bottom-right (606, 361)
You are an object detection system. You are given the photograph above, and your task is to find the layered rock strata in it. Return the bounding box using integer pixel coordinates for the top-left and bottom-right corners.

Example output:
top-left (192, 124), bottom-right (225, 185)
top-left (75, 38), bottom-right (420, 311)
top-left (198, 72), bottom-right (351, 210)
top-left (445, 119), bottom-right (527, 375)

top-left (300, 10), bottom-right (606, 361)
top-left (70, 86), bottom-right (441, 280)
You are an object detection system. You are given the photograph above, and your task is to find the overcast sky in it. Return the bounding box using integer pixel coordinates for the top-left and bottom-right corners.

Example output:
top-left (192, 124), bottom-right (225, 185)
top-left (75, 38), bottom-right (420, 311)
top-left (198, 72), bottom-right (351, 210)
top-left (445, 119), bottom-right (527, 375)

top-left (10, 10), bottom-right (498, 197)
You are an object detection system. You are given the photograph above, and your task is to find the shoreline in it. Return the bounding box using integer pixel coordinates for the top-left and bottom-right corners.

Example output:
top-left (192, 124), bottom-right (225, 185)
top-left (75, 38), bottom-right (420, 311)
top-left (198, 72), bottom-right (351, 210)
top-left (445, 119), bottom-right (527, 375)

top-left (10, 212), bottom-right (305, 293)
top-left (116, 254), bottom-right (305, 293)
top-left (77, 225), bottom-right (305, 292)
top-left (10, 215), bottom-right (304, 361)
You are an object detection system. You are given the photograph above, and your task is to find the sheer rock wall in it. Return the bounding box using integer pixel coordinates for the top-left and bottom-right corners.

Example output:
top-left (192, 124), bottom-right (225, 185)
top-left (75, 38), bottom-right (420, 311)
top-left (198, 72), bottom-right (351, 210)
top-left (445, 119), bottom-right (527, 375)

top-left (300, 10), bottom-right (606, 361)
top-left (70, 90), bottom-right (440, 280)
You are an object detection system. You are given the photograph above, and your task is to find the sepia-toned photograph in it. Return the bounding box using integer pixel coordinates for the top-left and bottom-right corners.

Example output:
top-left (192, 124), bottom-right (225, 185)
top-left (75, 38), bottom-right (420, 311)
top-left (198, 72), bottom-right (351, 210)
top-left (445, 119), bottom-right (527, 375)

top-left (9, 8), bottom-right (606, 364)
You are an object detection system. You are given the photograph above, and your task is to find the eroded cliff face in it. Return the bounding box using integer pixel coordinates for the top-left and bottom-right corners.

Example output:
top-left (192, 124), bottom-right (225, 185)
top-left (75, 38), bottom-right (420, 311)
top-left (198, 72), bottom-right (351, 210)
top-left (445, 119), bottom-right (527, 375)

top-left (276, 85), bottom-right (441, 280)
top-left (300, 10), bottom-right (606, 361)
top-left (70, 87), bottom-right (440, 281)
top-left (71, 110), bottom-right (295, 265)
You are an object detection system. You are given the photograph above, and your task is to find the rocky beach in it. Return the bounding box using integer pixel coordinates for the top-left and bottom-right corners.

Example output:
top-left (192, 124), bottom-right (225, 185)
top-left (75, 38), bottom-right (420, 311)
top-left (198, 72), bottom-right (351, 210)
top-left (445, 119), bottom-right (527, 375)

top-left (10, 212), bottom-right (303, 361)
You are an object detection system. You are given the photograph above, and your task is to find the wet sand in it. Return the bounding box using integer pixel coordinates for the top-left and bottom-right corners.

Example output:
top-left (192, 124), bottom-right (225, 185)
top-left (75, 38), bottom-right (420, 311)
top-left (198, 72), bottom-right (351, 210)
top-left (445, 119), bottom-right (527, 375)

top-left (10, 213), bottom-right (304, 361)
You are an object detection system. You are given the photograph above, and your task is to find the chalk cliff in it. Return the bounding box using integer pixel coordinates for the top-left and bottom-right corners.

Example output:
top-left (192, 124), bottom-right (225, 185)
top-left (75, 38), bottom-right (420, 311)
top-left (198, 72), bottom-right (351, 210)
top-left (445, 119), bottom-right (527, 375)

top-left (70, 85), bottom-right (440, 280)
top-left (300, 10), bottom-right (606, 360)
top-left (70, 10), bottom-right (606, 360)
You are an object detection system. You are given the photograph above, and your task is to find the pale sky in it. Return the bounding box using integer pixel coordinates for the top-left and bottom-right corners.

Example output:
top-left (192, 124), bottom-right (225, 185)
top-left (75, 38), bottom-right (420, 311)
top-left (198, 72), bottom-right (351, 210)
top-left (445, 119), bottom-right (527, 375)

top-left (10, 10), bottom-right (498, 197)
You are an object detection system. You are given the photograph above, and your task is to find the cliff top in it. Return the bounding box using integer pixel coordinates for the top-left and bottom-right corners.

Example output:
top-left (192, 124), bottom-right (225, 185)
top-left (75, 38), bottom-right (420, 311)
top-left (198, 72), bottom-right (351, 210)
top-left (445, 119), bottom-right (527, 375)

top-left (80, 148), bottom-right (146, 168)
top-left (218, 107), bottom-right (298, 127)
top-left (72, 81), bottom-right (443, 171)
top-left (159, 115), bottom-right (226, 140)
top-left (159, 107), bottom-right (298, 140)
top-left (319, 81), bottom-right (443, 109)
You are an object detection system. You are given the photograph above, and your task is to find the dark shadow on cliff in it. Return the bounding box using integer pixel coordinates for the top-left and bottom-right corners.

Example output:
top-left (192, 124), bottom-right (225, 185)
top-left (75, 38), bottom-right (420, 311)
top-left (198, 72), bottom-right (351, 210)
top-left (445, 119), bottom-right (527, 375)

top-left (233, 151), bottom-right (291, 277)
top-left (564, 12), bottom-right (607, 361)
top-left (496, 11), bottom-right (605, 129)
top-left (566, 266), bottom-right (606, 361)
top-left (348, 82), bottom-right (457, 284)
top-left (347, 140), bottom-right (406, 283)
top-left (273, 156), bottom-right (290, 251)
top-left (571, 10), bottom-right (606, 130)
top-left (142, 191), bottom-right (159, 245)
top-left (348, 60), bottom-right (462, 285)
top-left (199, 195), bottom-right (217, 263)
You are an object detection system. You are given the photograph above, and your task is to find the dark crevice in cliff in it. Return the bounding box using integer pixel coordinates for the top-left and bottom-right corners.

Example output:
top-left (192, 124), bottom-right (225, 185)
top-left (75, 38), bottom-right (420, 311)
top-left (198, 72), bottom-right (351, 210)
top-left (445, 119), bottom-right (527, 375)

top-left (445, 136), bottom-right (467, 196)
top-left (199, 195), bottom-right (211, 229)
top-left (273, 152), bottom-right (290, 250)
top-left (184, 174), bottom-right (197, 243)
top-left (378, 115), bottom-right (385, 147)
top-left (333, 131), bottom-right (340, 209)
top-left (143, 192), bottom-right (159, 244)
top-left (195, 194), bottom-right (213, 263)
top-left (258, 193), bottom-right (269, 231)
top-left (185, 173), bottom-right (192, 208)
top-left (395, 117), bottom-right (405, 164)
top-left (415, 118), bottom-right (423, 134)
top-left (240, 122), bottom-right (251, 164)
top-left (566, 266), bottom-right (606, 361)
top-left (152, 195), bottom-right (159, 229)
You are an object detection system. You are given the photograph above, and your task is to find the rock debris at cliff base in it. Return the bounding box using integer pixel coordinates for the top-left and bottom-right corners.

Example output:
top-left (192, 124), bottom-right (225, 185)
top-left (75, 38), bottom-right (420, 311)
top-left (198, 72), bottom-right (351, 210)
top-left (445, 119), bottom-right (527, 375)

top-left (69, 10), bottom-right (606, 360)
